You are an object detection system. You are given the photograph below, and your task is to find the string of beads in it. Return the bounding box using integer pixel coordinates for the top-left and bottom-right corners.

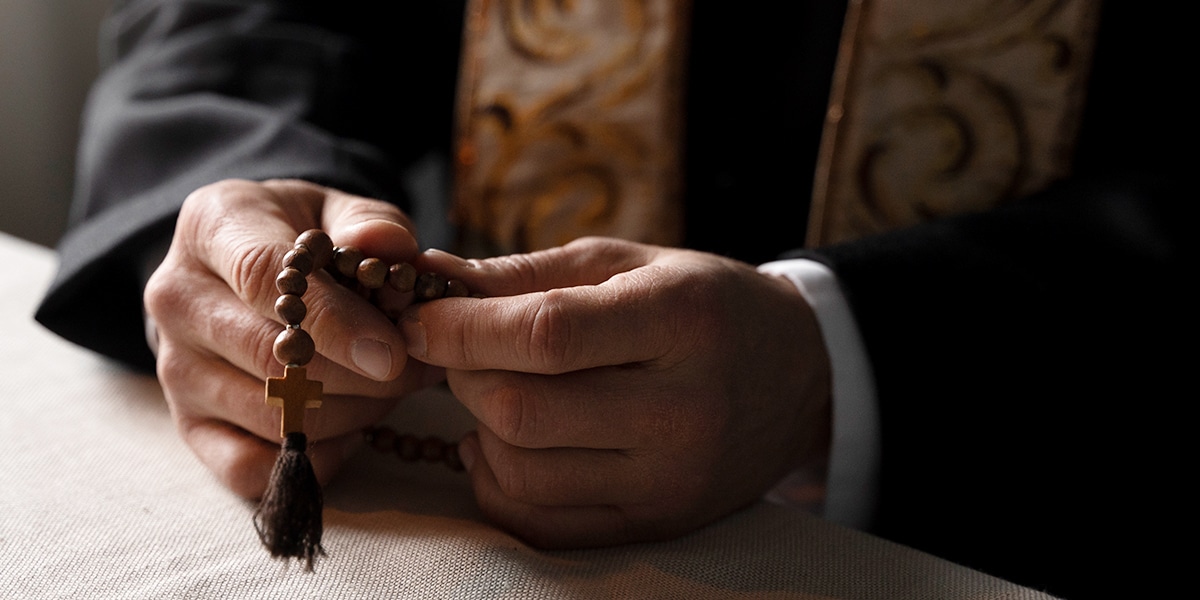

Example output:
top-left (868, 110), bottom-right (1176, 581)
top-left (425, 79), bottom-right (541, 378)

top-left (257, 229), bottom-right (471, 570)
top-left (273, 230), bottom-right (469, 470)
top-left (363, 426), bottom-right (465, 471)
top-left (273, 229), bottom-right (474, 364)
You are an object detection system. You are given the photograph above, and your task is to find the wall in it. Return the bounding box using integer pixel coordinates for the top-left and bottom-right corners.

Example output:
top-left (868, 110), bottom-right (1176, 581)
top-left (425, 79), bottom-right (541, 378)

top-left (0, 0), bottom-right (110, 247)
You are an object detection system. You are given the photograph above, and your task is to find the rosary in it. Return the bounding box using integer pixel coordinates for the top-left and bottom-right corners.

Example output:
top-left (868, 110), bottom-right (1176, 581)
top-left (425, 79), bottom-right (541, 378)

top-left (254, 229), bottom-right (470, 570)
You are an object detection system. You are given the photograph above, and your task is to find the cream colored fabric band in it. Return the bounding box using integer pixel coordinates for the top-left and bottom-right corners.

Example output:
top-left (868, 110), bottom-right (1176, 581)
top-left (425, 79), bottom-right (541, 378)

top-left (809, 0), bottom-right (1101, 245)
top-left (453, 0), bottom-right (689, 256)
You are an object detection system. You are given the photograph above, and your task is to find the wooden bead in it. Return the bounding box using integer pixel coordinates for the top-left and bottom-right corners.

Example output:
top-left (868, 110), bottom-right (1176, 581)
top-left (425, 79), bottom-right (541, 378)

top-left (273, 327), bottom-right (315, 366)
top-left (356, 258), bottom-right (388, 289)
top-left (413, 272), bottom-right (448, 301)
top-left (367, 427), bottom-right (396, 452)
top-left (282, 246), bottom-right (314, 276)
top-left (387, 263), bottom-right (417, 292)
top-left (443, 443), bottom-right (464, 471)
top-left (275, 267), bottom-right (308, 296)
top-left (363, 426), bottom-right (463, 471)
top-left (333, 246), bottom-right (365, 278)
top-left (395, 434), bottom-right (420, 461)
top-left (444, 279), bottom-right (469, 298)
top-left (420, 437), bottom-right (446, 463)
top-left (274, 294), bottom-right (307, 325)
top-left (295, 229), bottom-right (334, 270)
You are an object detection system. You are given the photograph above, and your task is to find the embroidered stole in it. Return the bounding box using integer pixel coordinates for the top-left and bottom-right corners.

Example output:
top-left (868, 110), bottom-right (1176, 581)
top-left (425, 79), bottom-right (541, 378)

top-left (452, 0), bottom-right (689, 256)
top-left (452, 0), bottom-right (1101, 252)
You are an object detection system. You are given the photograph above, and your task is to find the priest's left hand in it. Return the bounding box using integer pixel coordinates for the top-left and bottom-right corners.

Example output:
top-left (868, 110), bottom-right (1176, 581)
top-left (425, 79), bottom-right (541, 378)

top-left (402, 237), bottom-right (832, 548)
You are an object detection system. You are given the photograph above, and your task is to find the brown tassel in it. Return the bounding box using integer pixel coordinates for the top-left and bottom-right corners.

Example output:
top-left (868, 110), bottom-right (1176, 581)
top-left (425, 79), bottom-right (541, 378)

top-left (253, 432), bottom-right (325, 571)
top-left (252, 230), bottom-right (479, 569)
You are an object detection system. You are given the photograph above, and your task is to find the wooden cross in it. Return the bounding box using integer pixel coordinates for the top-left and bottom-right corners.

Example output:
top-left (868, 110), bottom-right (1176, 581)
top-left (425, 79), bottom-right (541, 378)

top-left (265, 365), bottom-right (323, 437)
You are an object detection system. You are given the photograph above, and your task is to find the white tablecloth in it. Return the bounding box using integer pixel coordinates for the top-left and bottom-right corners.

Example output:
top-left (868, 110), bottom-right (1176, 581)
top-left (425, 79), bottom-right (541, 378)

top-left (0, 232), bottom-right (1055, 599)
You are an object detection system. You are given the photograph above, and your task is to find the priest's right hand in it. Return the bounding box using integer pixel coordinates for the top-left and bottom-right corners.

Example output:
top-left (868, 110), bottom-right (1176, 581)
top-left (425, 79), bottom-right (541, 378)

top-left (143, 179), bottom-right (441, 498)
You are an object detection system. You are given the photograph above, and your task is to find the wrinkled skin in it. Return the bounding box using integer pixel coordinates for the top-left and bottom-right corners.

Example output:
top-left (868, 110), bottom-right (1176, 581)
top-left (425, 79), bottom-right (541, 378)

top-left (404, 238), bottom-right (831, 548)
top-left (144, 179), bottom-right (438, 498)
top-left (146, 180), bottom-right (831, 548)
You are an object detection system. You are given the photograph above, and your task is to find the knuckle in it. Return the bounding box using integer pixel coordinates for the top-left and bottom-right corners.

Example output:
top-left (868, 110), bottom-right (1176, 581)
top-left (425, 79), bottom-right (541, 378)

top-left (178, 179), bottom-right (257, 227)
top-left (176, 178), bottom-right (291, 309)
top-left (484, 383), bottom-right (536, 447)
top-left (260, 178), bottom-right (321, 194)
top-left (487, 251), bottom-right (542, 290)
top-left (490, 454), bottom-right (533, 502)
top-left (142, 265), bottom-right (181, 322)
top-left (155, 344), bottom-right (192, 394)
top-left (659, 280), bottom-right (723, 356)
top-left (566, 236), bottom-right (625, 254)
top-left (241, 318), bottom-right (286, 378)
top-left (523, 291), bottom-right (578, 372)
top-left (182, 421), bottom-right (269, 500)
top-left (227, 239), bottom-right (281, 304)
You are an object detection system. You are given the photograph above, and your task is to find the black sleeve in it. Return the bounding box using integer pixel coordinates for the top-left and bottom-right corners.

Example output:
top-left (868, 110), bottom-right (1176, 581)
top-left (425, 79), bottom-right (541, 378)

top-left (798, 4), bottom-right (1191, 597)
top-left (809, 174), bottom-right (1185, 597)
top-left (34, 0), bottom-right (465, 371)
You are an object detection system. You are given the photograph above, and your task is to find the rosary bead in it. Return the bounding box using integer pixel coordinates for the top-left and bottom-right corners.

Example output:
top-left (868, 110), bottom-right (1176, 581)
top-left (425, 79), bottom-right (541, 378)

top-left (420, 437), bottom-right (446, 463)
top-left (275, 293), bottom-right (307, 325)
top-left (443, 443), bottom-right (464, 471)
top-left (413, 272), bottom-right (448, 301)
top-left (444, 279), bottom-right (469, 298)
top-left (282, 246), bottom-right (314, 276)
top-left (356, 258), bottom-right (388, 289)
top-left (333, 246), bottom-right (365, 278)
top-left (387, 263), bottom-right (417, 293)
top-left (295, 229), bottom-right (334, 270)
top-left (275, 267), bottom-right (308, 296)
top-left (364, 426), bottom-right (463, 471)
top-left (274, 327), bottom-right (316, 366)
top-left (367, 427), bottom-right (396, 452)
top-left (395, 434), bottom-right (421, 461)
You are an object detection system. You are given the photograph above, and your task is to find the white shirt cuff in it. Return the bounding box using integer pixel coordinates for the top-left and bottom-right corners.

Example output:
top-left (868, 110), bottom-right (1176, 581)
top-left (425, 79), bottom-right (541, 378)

top-left (758, 258), bottom-right (879, 529)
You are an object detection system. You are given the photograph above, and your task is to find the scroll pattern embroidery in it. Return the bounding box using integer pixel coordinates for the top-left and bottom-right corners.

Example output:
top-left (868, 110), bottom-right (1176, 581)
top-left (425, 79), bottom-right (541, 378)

top-left (809, 0), bottom-right (1101, 245)
top-left (453, 0), bottom-right (688, 256)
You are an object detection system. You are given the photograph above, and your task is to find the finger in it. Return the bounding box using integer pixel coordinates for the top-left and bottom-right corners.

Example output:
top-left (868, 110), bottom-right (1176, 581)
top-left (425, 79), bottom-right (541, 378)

top-left (175, 179), bottom-right (412, 381)
top-left (401, 264), bottom-right (698, 374)
top-left (414, 237), bottom-right (655, 297)
top-left (458, 434), bottom-right (638, 549)
top-left (447, 366), bottom-right (701, 450)
top-left (304, 184), bottom-right (420, 381)
top-left (151, 264), bottom-right (435, 396)
top-left (307, 181), bottom-right (418, 263)
top-left (179, 417), bottom-right (362, 500)
top-left (157, 340), bottom-right (399, 444)
top-left (460, 433), bottom-right (705, 549)
top-left (471, 426), bottom-right (664, 507)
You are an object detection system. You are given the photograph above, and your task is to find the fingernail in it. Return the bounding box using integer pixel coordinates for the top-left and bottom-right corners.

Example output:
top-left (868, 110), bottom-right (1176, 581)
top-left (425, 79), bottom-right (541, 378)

top-left (425, 248), bottom-right (475, 269)
top-left (352, 338), bottom-right (393, 380)
top-left (401, 308), bottom-right (427, 358)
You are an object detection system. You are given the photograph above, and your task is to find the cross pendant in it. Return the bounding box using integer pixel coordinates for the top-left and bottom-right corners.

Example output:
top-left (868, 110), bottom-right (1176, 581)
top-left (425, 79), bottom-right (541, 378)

top-left (265, 365), bottom-right (324, 438)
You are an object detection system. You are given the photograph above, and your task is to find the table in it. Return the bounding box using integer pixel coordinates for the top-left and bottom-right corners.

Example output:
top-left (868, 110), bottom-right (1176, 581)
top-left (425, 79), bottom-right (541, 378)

top-left (0, 232), bottom-right (1055, 599)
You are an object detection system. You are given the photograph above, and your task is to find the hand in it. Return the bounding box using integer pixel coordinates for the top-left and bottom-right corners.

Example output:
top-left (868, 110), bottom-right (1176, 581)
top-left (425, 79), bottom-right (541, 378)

top-left (403, 237), bottom-right (832, 548)
top-left (144, 179), bottom-right (438, 498)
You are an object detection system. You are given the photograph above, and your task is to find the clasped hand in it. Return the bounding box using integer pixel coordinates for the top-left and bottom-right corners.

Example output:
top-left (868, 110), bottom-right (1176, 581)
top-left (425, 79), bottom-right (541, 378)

top-left (145, 179), bottom-right (832, 548)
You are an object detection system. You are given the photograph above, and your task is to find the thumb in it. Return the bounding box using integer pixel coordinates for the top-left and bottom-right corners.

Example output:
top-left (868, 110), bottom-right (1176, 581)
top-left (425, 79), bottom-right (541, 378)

top-left (414, 237), bottom-right (656, 297)
top-left (312, 185), bottom-right (419, 265)
top-left (261, 181), bottom-right (418, 382)
top-left (401, 238), bottom-right (680, 372)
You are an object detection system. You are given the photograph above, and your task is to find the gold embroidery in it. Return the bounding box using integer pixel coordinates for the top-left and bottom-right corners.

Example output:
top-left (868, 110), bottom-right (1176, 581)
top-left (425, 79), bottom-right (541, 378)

top-left (809, 0), bottom-right (1101, 245)
top-left (453, 0), bottom-right (689, 256)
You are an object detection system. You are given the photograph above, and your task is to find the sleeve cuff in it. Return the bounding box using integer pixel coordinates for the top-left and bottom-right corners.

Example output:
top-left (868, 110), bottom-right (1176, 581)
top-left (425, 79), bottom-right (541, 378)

top-left (758, 258), bottom-right (879, 529)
